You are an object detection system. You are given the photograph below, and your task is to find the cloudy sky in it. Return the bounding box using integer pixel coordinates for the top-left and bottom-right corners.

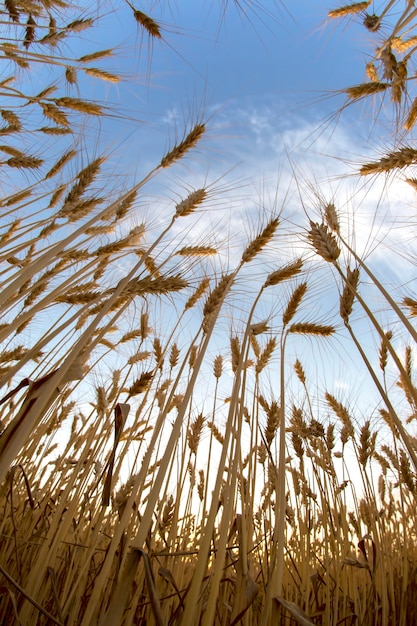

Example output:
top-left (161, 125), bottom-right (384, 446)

top-left (8, 1), bottom-right (411, 420)
top-left (66, 0), bottom-right (412, 406)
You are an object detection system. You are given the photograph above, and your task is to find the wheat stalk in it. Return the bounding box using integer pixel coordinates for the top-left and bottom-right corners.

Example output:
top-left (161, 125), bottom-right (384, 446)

top-left (289, 322), bottom-right (335, 336)
top-left (360, 146), bottom-right (417, 174)
top-left (328, 2), bottom-right (371, 18)
top-left (344, 82), bottom-right (388, 100)
top-left (132, 8), bottom-right (162, 39)
top-left (241, 217), bottom-right (279, 263)
top-left (84, 67), bottom-right (120, 83)
top-left (263, 258), bottom-right (303, 288)
top-left (339, 266), bottom-right (360, 323)
top-left (184, 277), bottom-right (210, 310)
top-left (78, 49), bottom-right (113, 63)
top-left (1, 3), bottom-right (417, 626)
top-left (160, 123), bottom-right (205, 168)
top-left (54, 96), bottom-right (103, 116)
top-left (404, 97), bottom-right (417, 130)
top-left (282, 282), bottom-right (307, 326)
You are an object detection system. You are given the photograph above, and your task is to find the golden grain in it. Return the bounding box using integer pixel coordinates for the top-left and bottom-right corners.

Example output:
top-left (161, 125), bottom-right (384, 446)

top-left (345, 82), bottom-right (388, 99)
top-left (7, 155), bottom-right (43, 169)
top-left (108, 369), bottom-right (121, 403)
top-left (256, 336), bottom-right (277, 373)
top-left (292, 430), bottom-right (304, 459)
top-left (340, 266), bottom-right (360, 322)
top-left (381, 443), bottom-right (399, 469)
top-left (1, 110), bottom-right (21, 132)
top-left (264, 400), bottom-right (279, 445)
top-left (403, 297), bottom-right (417, 316)
top-left (121, 330), bottom-right (141, 343)
top-left (55, 96), bottom-right (103, 116)
top-left (185, 277), bottom-right (210, 310)
top-left (241, 217), bottom-right (279, 263)
top-left (203, 273), bottom-right (233, 321)
top-left (263, 258), bottom-right (303, 287)
top-left (45, 148), bottom-right (76, 180)
top-left (169, 344), bottom-right (180, 369)
top-left (40, 102), bottom-right (70, 127)
top-left (78, 49), bottom-right (113, 63)
top-left (5, 189), bottom-right (31, 206)
top-left (399, 449), bottom-right (415, 492)
top-left (37, 86), bottom-right (59, 99)
top-left (67, 197), bottom-right (104, 222)
top-left (0, 219), bottom-right (20, 246)
top-left (123, 274), bottom-right (188, 297)
top-left (188, 345), bottom-right (198, 369)
top-left (392, 35), bottom-right (417, 52)
top-left (48, 185), bottom-right (66, 208)
top-left (0, 346), bottom-right (28, 363)
top-left (379, 330), bottom-right (393, 371)
top-left (326, 423), bottom-right (335, 450)
top-left (187, 413), bottom-right (205, 454)
top-left (65, 66), bottom-right (77, 85)
top-left (5, 0), bottom-right (19, 22)
top-left (133, 9), bottom-right (162, 38)
top-left (84, 67), bottom-right (120, 83)
top-left (67, 18), bottom-right (94, 33)
top-left (207, 420), bottom-right (224, 444)
top-left (22, 280), bottom-right (46, 307)
top-left (282, 282), bottom-right (307, 326)
top-left (294, 359), bottom-right (306, 385)
top-left (250, 335), bottom-right (261, 360)
top-left (85, 224), bottom-right (115, 236)
top-left (40, 24), bottom-right (66, 46)
top-left (128, 371), bottom-right (154, 396)
top-left (153, 337), bottom-right (164, 370)
top-left (404, 98), bottom-right (417, 130)
top-left (325, 392), bottom-right (354, 443)
top-left (230, 336), bottom-right (240, 373)
top-left (360, 146), bottom-right (417, 174)
top-left (0, 145), bottom-right (26, 158)
top-left (140, 311), bottom-right (150, 339)
top-left (249, 321), bottom-right (268, 335)
top-left (213, 355), bottom-right (223, 379)
top-left (397, 345), bottom-right (415, 407)
top-left (197, 470), bottom-right (205, 501)
top-left (404, 178), bottom-right (417, 191)
top-left (24, 15), bottom-right (36, 49)
top-left (380, 45), bottom-right (398, 81)
top-left (289, 322), bottom-right (335, 336)
top-left (328, 2), bottom-right (370, 18)
top-left (112, 189), bottom-right (138, 221)
top-left (38, 126), bottom-right (72, 135)
top-left (3, 48), bottom-right (29, 69)
top-left (363, 13), bottom-right (380, 31)
top-left (177, 246), bottom-right (216, 256)
top-left (55, 290), bottom-right (101, 305)
top-left (391, 60), bottom-right (407, 104)
top-left (324, 202), bottom-right (340, 233)
top-left (366, 61), bottom-right (379, 82)
top-left (96, 386), bottom-right (108, 417)
top-left (358, 420), bottom-right (374, 467)
top-left (308, 221), bottom-right (340, 262)
top-left (160, 123), bottom-right (205, 168)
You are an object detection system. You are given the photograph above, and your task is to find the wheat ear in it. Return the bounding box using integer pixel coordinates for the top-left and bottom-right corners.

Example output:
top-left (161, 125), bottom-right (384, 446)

top-left (160, 123), bottom-right (205, 168)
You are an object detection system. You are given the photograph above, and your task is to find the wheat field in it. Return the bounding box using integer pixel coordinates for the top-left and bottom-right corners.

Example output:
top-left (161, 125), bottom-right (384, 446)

top-left (0, 1), bottom-right (416, 625)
